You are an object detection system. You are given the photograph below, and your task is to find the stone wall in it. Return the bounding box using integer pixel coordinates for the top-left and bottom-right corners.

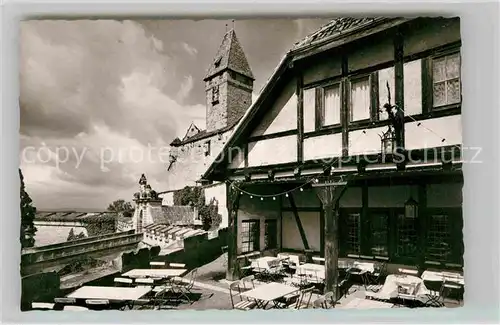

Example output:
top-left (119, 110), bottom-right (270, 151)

top-left (165, 131), bottom-right (232, 191)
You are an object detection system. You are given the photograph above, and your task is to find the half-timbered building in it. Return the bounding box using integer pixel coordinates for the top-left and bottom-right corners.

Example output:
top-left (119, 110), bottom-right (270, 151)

top-left (201, 17), bottom-right (463, 292)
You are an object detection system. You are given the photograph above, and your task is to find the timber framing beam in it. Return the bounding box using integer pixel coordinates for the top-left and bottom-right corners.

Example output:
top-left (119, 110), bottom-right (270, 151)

top-left (226, 182), bottom-right (242, 281)
top-left (287, 194), bottom-right (310, 250)
top-left (313, 175), bottom-right (353, 301)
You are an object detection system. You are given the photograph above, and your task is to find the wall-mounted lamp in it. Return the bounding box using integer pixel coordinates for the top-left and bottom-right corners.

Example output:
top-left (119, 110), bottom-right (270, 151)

top-left (404, 196), bottom-right (418, 219)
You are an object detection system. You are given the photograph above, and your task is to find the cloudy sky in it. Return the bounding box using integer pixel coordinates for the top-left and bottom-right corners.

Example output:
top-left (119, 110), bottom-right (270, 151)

top-left (20, 18), bottom-right (331, 210)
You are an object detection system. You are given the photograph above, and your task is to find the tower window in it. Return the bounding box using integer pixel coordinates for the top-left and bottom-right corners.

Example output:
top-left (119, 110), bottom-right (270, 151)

top-left (212, 85), bottom-right (219, 104)
top-left (204, 140), bottom-right (211, 156)
top-left (214, 57), bottom-right (222, 68)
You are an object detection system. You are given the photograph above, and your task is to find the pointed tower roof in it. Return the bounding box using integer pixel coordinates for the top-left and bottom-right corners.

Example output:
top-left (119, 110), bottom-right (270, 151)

top-left (204, 29), bottom-right (254, 81)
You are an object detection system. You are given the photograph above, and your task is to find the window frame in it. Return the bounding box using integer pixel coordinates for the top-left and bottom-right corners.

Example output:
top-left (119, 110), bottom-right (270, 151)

top-left (264, 219), bottom-right (278, 250)
top-left (348, 74), bottom-right (373, 124)
top-left (212, 85), bottom-right (220, 104)
top-left (429, 50), bottom-right (461, 111)
top-left (318, 81), bottom-right (343, 129)
top-left (240, 219), bottom-right (260, 253)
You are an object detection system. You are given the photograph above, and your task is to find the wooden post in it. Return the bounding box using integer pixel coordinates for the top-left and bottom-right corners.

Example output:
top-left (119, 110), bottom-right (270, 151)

top-left (226, 182), bottom-right (241, 281)
top-left (313, 176), bottom-right (350, 302)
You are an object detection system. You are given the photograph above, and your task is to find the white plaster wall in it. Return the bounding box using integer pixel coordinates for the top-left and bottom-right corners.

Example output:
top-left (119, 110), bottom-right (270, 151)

top-left (247, 135), bottom-right (297, 167)
top-left (303, 133), bottom-right (343, 161)
top-left (405, 115), bottom-right (462, 150)
top-left (348, 37), bottom-right (394, 72)
top-left (251, 78), bottom-right (297, 137)
top-left (281, 211), bottom-right (321, 252)
top-left (368, 185), bottom-right (419, 207)
top-left (339, 187), bottom-right (363, 207)
top-left (237, 195), bottom-right (281, 254)
top-left (204, 183), bottom-right (229, 228)
top-left (349, 126), bottom-right (386, 155)
top-left (161, 192), bottom-right (174, 205)
top-left (403, 18), bottom-right (460, 57)
top-left (282, 190), bottom-right (321, 208)
top-left (427, 183), bottom-right (463, 207)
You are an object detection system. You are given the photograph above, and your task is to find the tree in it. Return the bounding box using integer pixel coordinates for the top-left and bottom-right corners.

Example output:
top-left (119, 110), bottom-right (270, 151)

top-left (67, 228), bottom-right (86, 242)
top-left (174, 186), bottom-right (222, 231)
top-left (199, 198), bottom-right (222, 231)
top-left (20, 169), bottom-right (37, 248)
top-left (107, 199), bottom-right (134, 218)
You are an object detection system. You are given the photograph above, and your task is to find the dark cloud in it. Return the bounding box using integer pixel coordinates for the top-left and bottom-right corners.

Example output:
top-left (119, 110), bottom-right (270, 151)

top-left (20, 18), bottom-right (331, 210)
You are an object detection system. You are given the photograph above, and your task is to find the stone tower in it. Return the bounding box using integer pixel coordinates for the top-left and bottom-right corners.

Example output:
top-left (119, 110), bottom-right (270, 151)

top-left (204, 29), bottom-right (254, 132)
top-left (132, 174), bottom-right (162, 233)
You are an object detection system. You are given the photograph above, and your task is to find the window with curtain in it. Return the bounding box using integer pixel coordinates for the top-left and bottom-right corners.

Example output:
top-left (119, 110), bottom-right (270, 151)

top-left (432, 52), bottom-right (461, 108)
top-left (241, 220), bottom-right (260, 253)
top-left (426, 214), bottom-right (452, 263)
top-left (371, 213), bottom-right (389, 257)
top-left (396, 213), bottom-right (418, 259)
top-left (350, 76), bottom-right (371, 122)
top-left (322, 84), bottom-right (341, 126)
top-left (264, 219), bottom-right (278, 250)
top-left (345, 213), bottom-right (361, 255)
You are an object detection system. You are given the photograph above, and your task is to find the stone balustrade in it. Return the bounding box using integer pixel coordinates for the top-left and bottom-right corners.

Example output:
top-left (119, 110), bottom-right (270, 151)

top-left (21, 231), bottom-right (142, 266)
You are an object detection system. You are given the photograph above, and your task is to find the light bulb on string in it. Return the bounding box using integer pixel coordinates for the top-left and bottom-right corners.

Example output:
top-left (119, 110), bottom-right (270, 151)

top-left (260, 197), bottom-right (264, 201)
top-left (300, 188), bottom-right (304, 192)
top-left (285, 193), bottom-right (288, 197)
top-left (273, 197), bottom-right (276, 200)
top-left (250, 195), bottom-right (253, 199)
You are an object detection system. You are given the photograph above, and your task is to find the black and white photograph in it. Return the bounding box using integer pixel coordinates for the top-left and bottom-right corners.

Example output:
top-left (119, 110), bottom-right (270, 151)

top-left (19, 17), bottom-right (465, 312)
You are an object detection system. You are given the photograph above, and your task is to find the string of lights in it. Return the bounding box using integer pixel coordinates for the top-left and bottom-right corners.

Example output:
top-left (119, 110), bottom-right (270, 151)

top-left (227, 104), bottom-right (460, 199)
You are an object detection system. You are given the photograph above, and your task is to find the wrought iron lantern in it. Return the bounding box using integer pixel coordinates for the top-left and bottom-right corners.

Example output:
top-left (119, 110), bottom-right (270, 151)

top-left (380, 125), bottom-right (397, 155)
top-left (405, 196), bottom-right (418, 219)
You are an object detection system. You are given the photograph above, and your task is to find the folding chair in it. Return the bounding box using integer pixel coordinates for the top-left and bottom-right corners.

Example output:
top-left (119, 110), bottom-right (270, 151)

top-left (175, 268), bottom-right (198, 303)
top-left (85, 299), bottom-right (110, 310)
top-left (63, 305), bottom-right (89, 311)
top-left (53, 297), bottom-right (77, 311)
top-left (135, 277), bottom-right (156, 289)
top-left (114, 277), bottom-right (134, 287)
top-left (313, 296), bottom-right (327, 309)
top-left (31, 302), bottom-right (54, 310)
top-left (441, 279), bottom-right (464, 305)
top-left (150, 261), bottom-right (166, 269)
top-left (287, 286), bottom-right (314, 309)
top-left (169, 263), bottom-right (186, 268)
top-left (240, 275), bottom-right (256, 291)
top-left (368, 262), bottom-right (387, 292)
top-left (229, 281), bottom-right (256, 310)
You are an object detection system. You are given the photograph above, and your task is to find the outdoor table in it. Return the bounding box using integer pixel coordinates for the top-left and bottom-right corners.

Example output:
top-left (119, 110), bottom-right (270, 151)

top-left (241, 282), bottom-right (299, 309)
top-left (421, 270), bottom-right (464, 285)
top-left (250, 256), bottom-right (281, 271)
top-left (347, 261), bottom-right (375, 288)
top-left (341, 297), bottom-right (394, 309)
top-left (296, 263), bottom-right (325, 282)
top-left (366, 274), bottom-right (434, 306)
top-left (66, 286), bottom-right (151, 310)
top-left (122, 268), bottom-right (187, 279)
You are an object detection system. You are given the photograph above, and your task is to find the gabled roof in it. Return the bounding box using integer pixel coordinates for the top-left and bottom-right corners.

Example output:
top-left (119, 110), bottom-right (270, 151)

top-left (204, 29), bottom-right (254, 81)
top-left (201, 17), bottom-right (411, 181)
top-left (291, 17), bottom-right (380, 51)
top-left (182, 122), bottom-right (201, 141)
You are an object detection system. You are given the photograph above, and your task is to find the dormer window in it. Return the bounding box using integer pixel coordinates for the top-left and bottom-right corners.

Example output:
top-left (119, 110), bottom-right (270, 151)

top-left (212, 85), bottom-right (219, 104)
